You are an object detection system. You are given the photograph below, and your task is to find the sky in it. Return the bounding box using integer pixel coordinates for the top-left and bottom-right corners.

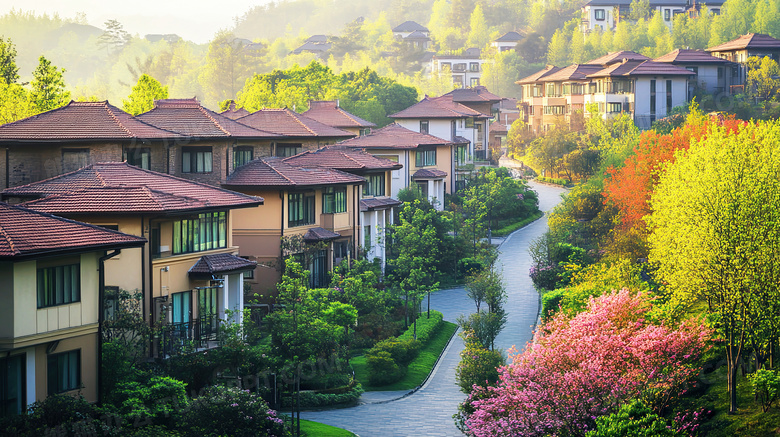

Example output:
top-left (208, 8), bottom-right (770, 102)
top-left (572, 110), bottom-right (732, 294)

top-left (0, 0), bottom-right (273, 44)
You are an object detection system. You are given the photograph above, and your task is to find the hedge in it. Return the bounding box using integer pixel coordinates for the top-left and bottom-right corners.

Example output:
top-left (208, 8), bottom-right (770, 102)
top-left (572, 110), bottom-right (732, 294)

top-left (536, 176), bottom-right (571, 186)
top-left (282, 383), bottom-right (364, 408)
top-left (398, 310), bottom-right (443, 344)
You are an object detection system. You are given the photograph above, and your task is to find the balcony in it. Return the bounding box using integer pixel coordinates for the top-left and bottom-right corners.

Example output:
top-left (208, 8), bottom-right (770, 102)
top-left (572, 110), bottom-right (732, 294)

top-left (160, 315), bottom-right (218, 356)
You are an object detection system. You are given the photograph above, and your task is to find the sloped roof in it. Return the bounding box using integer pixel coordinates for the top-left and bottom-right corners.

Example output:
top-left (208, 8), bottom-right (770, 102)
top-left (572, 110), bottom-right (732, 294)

top-left (303, 101), bottom-right (376, 129)
top-left (224, 157), bottom-right (365, 188)
top-left (136, 98), bottom-right (278, 139)
top-left (541, 64), bottom-right (605, 81)
top-left (0, 202), bottom-right (145, 259)
top-left (393, 21), bottom-right (429, 33)
top-left (586, 51), bottom-right (651, 66)
top-left (3, 162), bottom-right (262, 213)
top-left (405, 30), bottom-right (431, 40)
top-left (446, 86), bottom-right (502, 103)
top-left (517, 65), bottom-right (563, 84)
top-left (654, 49), bottom-right (735, 64)
top-left (495, 31), bottom-right (524, 42)
top-left (707, 33), bottom-right (780, 52)
top-left (587, 60), bottom-right (696, 77)
top-left (360, 197), bottom-right (402, 212)
top-left (291, 41), bottom-right (331, 54)
top-left (0, 101), bottom-right (182, 142)
top-left (219, 107), bottom-right (251, 120)
top-left (282, 147), bottom-right (401, 172)
top-left (412, 168), bottom-right (448, 179)
top-left (390, 95), bottom-right (488, 119)
top-left (336, 123), bottom-right (454, 150)
top-left (238, 108), bottom-right (355, 138)
top-left (303, 227), bottom-right (341, 242)
top-left (189, 253), bottom-right (256, 277)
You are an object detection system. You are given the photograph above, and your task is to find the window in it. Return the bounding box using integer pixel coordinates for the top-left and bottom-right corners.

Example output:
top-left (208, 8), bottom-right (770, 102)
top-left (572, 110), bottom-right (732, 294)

top-left (309, 250), bottom-right (327, 288)
top-left (1, 354), bottom-right (24, 416)
top-left (666, 79), bottom-right (673, 114)
top-left (451, 120), bottom-right (457, 140)
top-left (199, 287), bottom-right (218, 336)
top-left (171, 291), bottom-right (191, 325)
top-left (172, 211), bottom-right (227, 254)
top-left (276, 143), bottom-right (302, 157)
top-left (288, 192), bottom-right (315, 227)
top-left (416, 181), bottom-right (429, 198)
top-left (718, 67), bottom-right (724, 78)
top-left (419, 120), bottom-right (429, 134)
top-left (470, 77), bottom-right (480, 87)
top-left (37, 264), bottom-right (80, 308)
top-left (686, 66), bottom-right (699, 75)
top-left (124, 148), bottom-right (151, 169)
top-left (364, 225), bottom-right (372, 249)
top-left (182, 147), bottom-right (212, 173)
top-left (104, 286), bottom-right (120, 321)
top-left (454, 63), bottom-right (467, 71)
top-left (47, 350), bottom-right (80, 395)
top-left (455, 145), bottom-right (467, 164)
top-left (595, 8), bottom-right (605, 20)
top-left (323, 186), bottom-right (347, 213)
top-left (469, 62), bottom-right (479, 72)
top-left (364, 174), bottom-right (385, 197)
top-left (62, 149), bottom-right (89, 173)
top-left (359, 128), bottom-right (371, 136)
top-left (415, 148), bottom-right (436, 167)
top-left (607, 102), bottom-right (622, 113)
top-left (465, 118), bottom-right (474, 129)
top-left (233, 146), bottom-right (253, 169)
top-left (664, 9), bottom-right (671, 21)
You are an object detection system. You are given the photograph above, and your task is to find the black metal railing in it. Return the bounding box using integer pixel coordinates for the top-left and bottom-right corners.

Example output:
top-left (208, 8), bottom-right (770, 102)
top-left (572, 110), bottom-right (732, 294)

top-left (160, 315), bottom-right (219, 356)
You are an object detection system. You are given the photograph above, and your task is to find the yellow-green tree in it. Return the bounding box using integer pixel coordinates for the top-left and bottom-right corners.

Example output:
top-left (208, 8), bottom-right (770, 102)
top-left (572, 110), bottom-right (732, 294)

top-left (29, 55), bottom-right (70, 113)
top-left (648, 120), bottom-right (780, 413)
top-left (122, 74), bottom-right (168, 116)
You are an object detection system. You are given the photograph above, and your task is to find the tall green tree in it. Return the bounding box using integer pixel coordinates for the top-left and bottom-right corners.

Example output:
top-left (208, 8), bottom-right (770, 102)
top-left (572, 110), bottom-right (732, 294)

top-left (200, 30), bottom-right (263, 107)
top-left (30, 56), bottom-right (70, 113)
top-left (97, 19), bottom-right (131, 56)
top-left (466, 4), bottom-right (490, 48)
top-left (648, 120), bottom-right (780, 413)
top-left (122, 74), bottom-right (168, 116)
top-left (0, 36), bottom-right (19, 85)
top-left (0, 83), bottom-right (32, 123)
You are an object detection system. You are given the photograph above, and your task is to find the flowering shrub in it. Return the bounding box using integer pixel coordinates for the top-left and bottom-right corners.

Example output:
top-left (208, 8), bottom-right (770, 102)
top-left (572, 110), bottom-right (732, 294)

top-left (177, 386), bottom-right (287, 437)
top-left (529, 264), bottom-right (559, 290)
top-left (465, 289), bottom-right (711, 437)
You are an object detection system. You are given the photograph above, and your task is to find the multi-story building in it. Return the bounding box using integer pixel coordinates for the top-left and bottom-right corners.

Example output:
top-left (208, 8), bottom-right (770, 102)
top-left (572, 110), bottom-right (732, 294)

top-left (491, 32), bottom-right (524, 53)
top-left (707, 33), bottom-right (780, 89)
top-left (654, 49), bottom-right (738, 97)
top-left (581, 0), bottom-right (723, 33)
top-left (430, 48), bottom-right (487, 88)
top-left (0, 202), bottom-right (144, 411)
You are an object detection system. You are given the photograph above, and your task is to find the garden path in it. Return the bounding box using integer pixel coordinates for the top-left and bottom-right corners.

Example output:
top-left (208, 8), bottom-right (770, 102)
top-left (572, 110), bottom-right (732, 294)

top-left (300, 180), bottom-right (568, 436)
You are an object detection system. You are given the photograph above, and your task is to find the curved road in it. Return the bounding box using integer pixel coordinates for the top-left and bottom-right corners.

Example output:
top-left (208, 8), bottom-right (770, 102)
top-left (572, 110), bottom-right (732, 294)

top-left (301, 181), bottom-right (567, 436)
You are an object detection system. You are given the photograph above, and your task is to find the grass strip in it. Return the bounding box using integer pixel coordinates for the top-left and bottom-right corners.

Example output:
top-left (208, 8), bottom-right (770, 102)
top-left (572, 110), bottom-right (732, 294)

top-left (351, 321), bottom-right (458, 391)
top-left (492, 211), bottom-right (544, 237)
top-left (300, 419), bottom-right (357, 436)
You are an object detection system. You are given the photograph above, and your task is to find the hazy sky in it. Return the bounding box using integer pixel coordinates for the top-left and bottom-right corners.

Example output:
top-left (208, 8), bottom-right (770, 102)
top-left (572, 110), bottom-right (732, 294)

top-left (0, 0), bottom-right (274, 43)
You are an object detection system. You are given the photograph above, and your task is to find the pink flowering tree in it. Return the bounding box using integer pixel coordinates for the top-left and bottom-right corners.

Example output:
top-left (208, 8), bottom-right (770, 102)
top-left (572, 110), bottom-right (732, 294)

top-left (465, 289), bottom-right (711, 437)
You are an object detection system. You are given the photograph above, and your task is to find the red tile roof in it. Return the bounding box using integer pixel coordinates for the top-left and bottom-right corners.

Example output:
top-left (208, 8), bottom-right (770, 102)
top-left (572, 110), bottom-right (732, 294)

top-left (224, 157), bottom-right (365, 188)
top-left (707, 33), bottom-right (780, 52)
top-left (336, 123), bottom-right (454, 150)
top-left (389, 95), bottom-right (488, 119)
top-left (360, 197), bottom-right (402, 211)
top-left (282, 146), bottom-right (402, 172)
top-left (303, 101), bottom-right (376, 129)
top-left (303, 227), bottom-right (341, 242)
top-left (586, 51), bottom-right (651, 65)
top-left (0, 101), bottom-right (182, 142)
top-left (189, 253), bottom-right (256, 277)
top-left (588, 60), bottom-right (696, 77)
top-left (0, 202), bottom-right (145, 259)
top-left (219, 107), bottom-right (251, 120)
top-left (517, 65), bottom-right (564, 84)
top-left (136, 98), bottom-right (279, 139)
top-left (445, 86), bottom-right (502, 103)
top-left (3, 162), bottom-right (262, 214)
top-left (541, 64), bottom-right (605, 81)
top-left (412, 168), bottom-right (447, 179)
top-left (654, 49), bottom-right (734, 64)
top-left (238, 108), bottom-right (355, 138)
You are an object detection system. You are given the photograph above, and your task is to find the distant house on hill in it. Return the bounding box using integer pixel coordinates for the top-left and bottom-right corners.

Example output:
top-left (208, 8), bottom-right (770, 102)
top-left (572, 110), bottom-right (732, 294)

top-left (581, 0), bottom-right (724, 33)
top-left (431, 48), bottom-right (487, 89)
top-left (392, 21), bottom-right (429, 39)
top-left (291, 35), bottom-right (331, 58)
top-left (707, 33), bottom-right (780, 88)
top-left (491, 31), bottom-right (524, 52)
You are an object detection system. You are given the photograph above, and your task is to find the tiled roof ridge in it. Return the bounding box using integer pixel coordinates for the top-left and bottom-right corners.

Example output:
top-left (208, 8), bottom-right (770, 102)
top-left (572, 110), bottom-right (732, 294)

top-left (199, 106), bottom-right (232, 136)
top-left (264, 158), bottom-right (297, 185)
top-left (285, 108), bottom-right (317, 135)
top-left (5, 163), bottom-right (106, 193)
top-left (104, 103), bottom-right (136, 138)
top-left (0, 221), bottom-right (16, 255)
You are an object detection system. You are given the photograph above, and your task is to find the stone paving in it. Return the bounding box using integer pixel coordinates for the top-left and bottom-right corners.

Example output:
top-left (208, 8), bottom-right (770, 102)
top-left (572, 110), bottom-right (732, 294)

top-left (300, 180), bottom-right (567, 436)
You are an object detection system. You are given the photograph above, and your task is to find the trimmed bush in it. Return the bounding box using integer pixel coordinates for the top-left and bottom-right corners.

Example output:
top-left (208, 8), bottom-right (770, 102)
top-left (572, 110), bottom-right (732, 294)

top-left (541, 290), bottom-right (565, 322)
top-left (536, 176), bottom-right (571, 186)
top-left (398, 310), bottom-right (443, 345)
top-left (177, 386), bottom-right (285, 437)
top-left (283, 384), bottom-right (364, 408)
top-left (366, 350), bottom-right (404, 386)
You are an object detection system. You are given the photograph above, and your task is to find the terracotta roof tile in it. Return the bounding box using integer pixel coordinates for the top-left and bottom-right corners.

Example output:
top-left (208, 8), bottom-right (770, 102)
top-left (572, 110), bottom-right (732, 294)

top-left (136, 98), bottom-right (278, 138)
top-left (303, 101), bottom-right (376, 129)
top-left (654, 49), bottom-right (735, 64)
top-left (0, 202), bottom-right (145, 259)
top-left (219, 107), bottom-right (251, 120)
top-left (360, 197), bottom-right (402, 212)
top-left (282, 146), bottom-right (401, 171)
top-left (390, 94), bottom-right (488, 119)
top-left (224, 157), bottom-right (365, 188)
top-left (393, 21), bottom-right (429, 32)
top-left (303, 227), bottom-right (341, 242)
top-left (446, 86), bottom-right (503, 103)
top-left (586, 51), bottom-right (651, 66)
top-left (336, 123), bottom-right (454, 150)
top-left (495, 31), bottom-right (524, 42)
top-left (541, 64), bottom-right (605, 81)
top-left (238, 108), bottom-right (355, 138)
top-left (587, 60), bottom-right (696, 77)
top-left (707, 33), bottom-right (780, 52)
top-left (517, 65), bottom-right (563, 84)
top-left (189, 253), bottom-right (256, 276)
top-left (0, 101), bottom-right (182, 141)
top-left (412, 168), bottom-right (448, 179)
top-left (3, 162), bottom-right (262, 213)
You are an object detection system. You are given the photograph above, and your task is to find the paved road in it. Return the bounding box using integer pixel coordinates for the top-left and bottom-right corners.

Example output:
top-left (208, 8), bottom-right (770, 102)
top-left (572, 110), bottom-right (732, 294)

top-left (301, 180), bottom-right (567, 436)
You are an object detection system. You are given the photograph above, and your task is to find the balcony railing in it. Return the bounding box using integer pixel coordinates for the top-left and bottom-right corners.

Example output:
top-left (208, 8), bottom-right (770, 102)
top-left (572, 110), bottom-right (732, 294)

top-left (160, 315), bottom-right (218, 356)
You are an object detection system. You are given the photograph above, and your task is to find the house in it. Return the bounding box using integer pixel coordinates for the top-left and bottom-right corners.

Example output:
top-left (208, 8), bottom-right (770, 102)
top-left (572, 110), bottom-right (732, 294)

top-left (489, 98), bottom-right (520, 157)
top-left (392, 21), bottom-right (429, 39)
top-left (431, 48), bottom-right (487, 89)
top-left (302, 100), bottom-right (376, 137)
top-left (136, 98), bottom-right (281, 186)
top-left (223, 158), bottom-right (365, 290)
top-left (2, 162), bottom-right (262, 357)
top-left (283, 147), bottom-right (402, 269)
top-left (290, 35), bottom-right (331, 58)
top-left (336, 123), bottom-right (459, 209)
top-left (491, 31), bottom-right (524, 52)
top-left (236, 108), bottom-right (355, 156)
top-left (707, 33), bottom-right (780, 89)
top-left (0, 202), bottom-right (145, 411)
top-left (581, 0), bottom-right (723, 33)
top-left (654, 49), bottom-right (738, 97)
top-left (390, 92), bottom-right (490, 164)
top-left (0, 100), bottom-right (183, 191)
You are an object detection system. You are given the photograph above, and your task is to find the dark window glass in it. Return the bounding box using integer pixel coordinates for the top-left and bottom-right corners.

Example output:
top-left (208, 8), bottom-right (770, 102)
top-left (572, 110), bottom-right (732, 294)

top-left (416, 148), bottom-right (437, 167)
top-left (124, 148), bottom-right (151, 169)
top-left (37, 264), bottom-right (80, 308)
top-left (1, 354), bottom-right (25, 416)
top-left (666, 79), bottom-right (673, 114)
top-left (363, 174), bottom-right (385, 197)
top-left (288, 193), bottom-right (315, 227)
top-left (47, 350), bottom-right (80, 395)
top-left (172, 212), bottom-right (227, 254)
top-left (276, 144), bottom-right (302, 157)
top-left (62, 149), bottom-right (89, 173)
top-left (595, 8), bottom-right (605, 20)
top-left (233, 146), bottom-right (253, 169)
top-left (323, 186), bottom-right (347, 213)
top-left (419, 120), bottom-right (429, 134)
top-left (182, 147), bottom-right (212, 173)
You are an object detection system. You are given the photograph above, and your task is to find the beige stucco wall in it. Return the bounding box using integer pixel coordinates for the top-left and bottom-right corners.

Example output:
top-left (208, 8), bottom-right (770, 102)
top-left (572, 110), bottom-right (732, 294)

top-left (33, 332), bottom-right (98, 403)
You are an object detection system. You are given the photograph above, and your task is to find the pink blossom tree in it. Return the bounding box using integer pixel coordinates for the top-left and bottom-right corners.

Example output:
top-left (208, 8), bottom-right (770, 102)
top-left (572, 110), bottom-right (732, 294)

top-left (465, 289), bottom-right (711, 437)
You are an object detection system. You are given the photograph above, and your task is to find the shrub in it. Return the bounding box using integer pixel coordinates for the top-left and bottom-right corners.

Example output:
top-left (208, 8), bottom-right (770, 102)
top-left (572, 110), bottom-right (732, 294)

top-left (458, 258), bottom-right (485, 278)
top-left (0, 394), bottom-right (113, 436)
top-left (398, 310), bottom-right (443, 344)
top-left (748, 368), bottom-right (780, 412)
top-left (365, 350), bottom-right (404, 386)
top-left (541, 289), bottom-right (565, 322)
top-left (586, 399), bottom-right (682, 437)
top-left (177, 386), bottom-right (286, 437)
top-left (369, 338), bottom-right (421, 366)
top-left (109, 376), bottom-right (188, 428)
top-left (456, 332), bottom-right (505, 394)
top-left (282, 384), bottom-right (364, 408)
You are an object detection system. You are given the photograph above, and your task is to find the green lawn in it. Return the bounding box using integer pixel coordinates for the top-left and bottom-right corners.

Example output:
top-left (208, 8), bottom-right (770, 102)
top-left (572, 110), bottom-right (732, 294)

top-left (492, 211), bottom-right (544, 237)
top-left (350, 321), bottom-right (458, 391)
top-left (300, 419), bottom-right (357, 436)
